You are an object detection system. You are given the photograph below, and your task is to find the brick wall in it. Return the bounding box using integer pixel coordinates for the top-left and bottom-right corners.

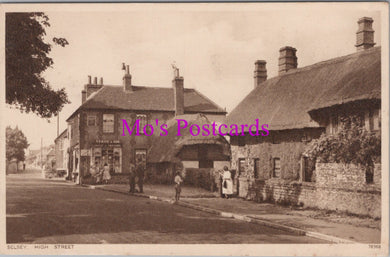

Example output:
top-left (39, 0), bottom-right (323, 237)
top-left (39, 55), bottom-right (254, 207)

top-left (241, 162), bottom-right (381, 218)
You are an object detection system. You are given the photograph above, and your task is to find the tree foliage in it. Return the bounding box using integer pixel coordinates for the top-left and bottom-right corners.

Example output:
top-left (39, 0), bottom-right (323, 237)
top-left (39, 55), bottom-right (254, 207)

top-left (6, 12), bottom-right (70, 118)
top-left (6, 126), bottom-right (29, 163)
top-left (304, 115), bottom-right (381, 168)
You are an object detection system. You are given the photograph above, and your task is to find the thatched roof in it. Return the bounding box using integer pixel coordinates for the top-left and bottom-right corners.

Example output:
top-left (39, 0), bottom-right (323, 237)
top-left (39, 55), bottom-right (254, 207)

top-left (67, 85), bottom-right (226, 121)
top-left (227, 46), bottom-right (381, 131)
top-left (148, 114), bottom-right (230, 163)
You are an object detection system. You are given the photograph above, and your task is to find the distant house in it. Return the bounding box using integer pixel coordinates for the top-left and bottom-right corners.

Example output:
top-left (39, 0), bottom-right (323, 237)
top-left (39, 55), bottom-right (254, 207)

top-left (227, 17), bottom-right (381, 217)
top-left (66, 66), bottom-right (226, 184)
top-left (148, 113), bottom-right (230, 183)
top-left (46, 148), bottom-right (56, 170)
top-left (54, 129), bottom-right (69, 177)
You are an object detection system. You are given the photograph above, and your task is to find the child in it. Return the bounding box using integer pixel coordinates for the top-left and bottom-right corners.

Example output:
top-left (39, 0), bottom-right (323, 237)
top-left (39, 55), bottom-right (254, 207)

top-left (174, 171), bottom-right (183, 202)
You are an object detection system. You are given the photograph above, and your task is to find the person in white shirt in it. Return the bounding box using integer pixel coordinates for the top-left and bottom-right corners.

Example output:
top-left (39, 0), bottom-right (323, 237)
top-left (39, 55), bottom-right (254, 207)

top-left (174, 171), bottom-right (183, 202)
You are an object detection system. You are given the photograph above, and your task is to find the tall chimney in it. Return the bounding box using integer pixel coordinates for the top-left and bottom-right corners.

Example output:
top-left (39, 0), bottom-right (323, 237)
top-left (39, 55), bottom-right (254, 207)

top-left (100, 77), bottom-right (103, 85)
top-left (172, 69), bottom-right (184, 116)
top-left (82, 90), bottom-right (87, 104)
top-left (278, 46), bottom-right (297, 75)
top-left (254, 60), bottom-right (267, 88)
top-left (85, 76), bottom-right (103, 98)
top-left (94, 77), bottom-right (98, 85)
top-left (123, 65), bottom-right (132, 91)
top-left (356, 17), bottom-right (375, 51)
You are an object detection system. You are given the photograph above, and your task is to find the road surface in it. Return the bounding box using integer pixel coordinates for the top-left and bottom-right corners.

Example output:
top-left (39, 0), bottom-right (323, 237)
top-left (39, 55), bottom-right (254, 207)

top-left (6, 170), bottom-right (325, 244)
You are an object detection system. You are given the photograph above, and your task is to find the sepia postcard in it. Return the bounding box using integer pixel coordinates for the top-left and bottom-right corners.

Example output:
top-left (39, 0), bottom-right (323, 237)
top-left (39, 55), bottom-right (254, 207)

top-left (0, 2), bottom-right (389, 256)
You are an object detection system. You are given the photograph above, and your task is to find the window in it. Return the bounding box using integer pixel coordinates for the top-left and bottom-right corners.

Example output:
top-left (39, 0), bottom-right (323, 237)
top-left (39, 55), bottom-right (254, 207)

top-left (273, 158), bottom-right (281, 178)
top-left (370, 109), bottom-right (380, 131)
top-left (136, 114), bottom-right (147, 134)
top-left (238, 158), bottom-right (245, 176)
top-left (366, 167), bottom-right (374, 184)
top-left (87, 115), bottom-right (97, 126)
top-left (302, 157), bottom-right (315, 182)
top-left (103, 114), bottom-right (115, 133)
top-left (331, 115), bottom-right (338, 134)
top-left (254, 158), bottom-right (260, 179)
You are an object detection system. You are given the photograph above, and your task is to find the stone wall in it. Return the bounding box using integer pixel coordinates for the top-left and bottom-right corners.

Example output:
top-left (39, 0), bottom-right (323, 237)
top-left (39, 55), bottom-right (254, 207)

top-left (241, 162), bottom-right (381, 218)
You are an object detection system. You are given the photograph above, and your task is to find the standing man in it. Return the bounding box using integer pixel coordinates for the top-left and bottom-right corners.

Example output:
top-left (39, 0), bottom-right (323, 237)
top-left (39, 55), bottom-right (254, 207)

top-left (128, 163), bottom-right (136, 193)
top-left (136, 162), bottom-right (145, 193)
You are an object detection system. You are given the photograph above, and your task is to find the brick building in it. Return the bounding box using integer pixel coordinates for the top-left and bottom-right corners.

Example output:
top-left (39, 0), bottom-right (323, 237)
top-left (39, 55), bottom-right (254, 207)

top-left (66, 66), bottom-right (226, 184)
top-left (226, 17), bottom-right (381, 217)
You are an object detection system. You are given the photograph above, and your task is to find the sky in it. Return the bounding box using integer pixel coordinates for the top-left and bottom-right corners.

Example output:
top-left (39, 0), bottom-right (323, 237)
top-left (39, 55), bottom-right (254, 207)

top-left (3, 3), bottom-right (384, 150)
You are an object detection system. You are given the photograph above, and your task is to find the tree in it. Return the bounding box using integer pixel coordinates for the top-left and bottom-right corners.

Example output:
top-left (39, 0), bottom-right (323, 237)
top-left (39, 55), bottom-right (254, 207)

top-left (6, 12), bottom-right (70, 118)
top-left (6, 126), bottom-right (29, 168)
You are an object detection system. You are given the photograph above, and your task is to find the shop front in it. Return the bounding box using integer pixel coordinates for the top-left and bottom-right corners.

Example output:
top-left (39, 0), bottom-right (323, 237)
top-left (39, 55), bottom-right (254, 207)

top-left (91, 139), bottom-right (122, 174)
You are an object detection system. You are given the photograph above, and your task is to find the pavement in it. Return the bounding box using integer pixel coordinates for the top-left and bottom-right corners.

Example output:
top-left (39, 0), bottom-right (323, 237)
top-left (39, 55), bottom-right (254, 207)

top-left (89, 182), bottom-right (381, 244)
top-left (7, 171), bottom-right (325, 244)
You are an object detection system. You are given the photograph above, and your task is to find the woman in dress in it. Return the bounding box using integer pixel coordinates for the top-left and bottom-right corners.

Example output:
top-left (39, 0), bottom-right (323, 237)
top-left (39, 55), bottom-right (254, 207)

top-left (221, 166), bottom-right (233, 199)
top-left (102, 163), bottom-right (111, 184)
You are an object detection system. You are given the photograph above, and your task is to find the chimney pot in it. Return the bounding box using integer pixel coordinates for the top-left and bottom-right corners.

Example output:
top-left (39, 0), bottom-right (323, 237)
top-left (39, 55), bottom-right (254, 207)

top-left (254, 60), bottom-right (267, 88)
top-left (356, 17), bottom-right (375, 51)
top-left (278, 46), bottom-right (297, 75)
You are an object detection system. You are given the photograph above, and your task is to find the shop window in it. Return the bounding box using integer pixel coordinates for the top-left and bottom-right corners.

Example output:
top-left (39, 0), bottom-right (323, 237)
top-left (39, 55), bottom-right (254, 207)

top-left (87, 115), bottom-right (97, 126)
top-left (136, 114), bottom-right (147, 134)
top-left (253, 158), bottom-right (260, 179)
top-left (103, 114), bottom-right (115, 133)
top-left (238, 158), bottom-right (245, 176)
top-left (273, 158), bottom-right (281, 178)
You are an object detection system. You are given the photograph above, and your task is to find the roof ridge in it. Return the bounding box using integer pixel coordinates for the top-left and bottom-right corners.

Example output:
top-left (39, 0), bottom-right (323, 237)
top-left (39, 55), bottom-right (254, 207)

top-left (268, 46), bottom-right (381, 80)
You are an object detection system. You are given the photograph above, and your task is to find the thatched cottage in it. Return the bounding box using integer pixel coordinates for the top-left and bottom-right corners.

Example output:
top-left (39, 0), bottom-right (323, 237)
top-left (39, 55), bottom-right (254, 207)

top-left (226, 17), bottom-right (381, 217)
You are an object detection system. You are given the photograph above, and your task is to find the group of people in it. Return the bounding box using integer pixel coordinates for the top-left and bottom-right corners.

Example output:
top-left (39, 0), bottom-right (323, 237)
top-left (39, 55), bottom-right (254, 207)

top-left (90, 162), bottom-right (112, 184)
top-left (128, 162), bottom-right (145, 193)
top-left (91, 162), bottom-right (233, 201)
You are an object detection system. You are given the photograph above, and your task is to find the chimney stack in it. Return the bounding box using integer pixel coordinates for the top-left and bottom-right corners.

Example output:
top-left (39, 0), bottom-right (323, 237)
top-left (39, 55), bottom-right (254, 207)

top-left (85, 75), bottom-right (103, 98)
top-left (123, 65), bottom-right (132, 91)
top-left (278, 46), bottom-right (297, 75)
top-left (356, 17), bottom-right (375, 51)
top-left (172, 68), bottom-right (184, 116)
top-left (94, 77), bottom-right (98, 85)
top-left (82, 90), bottom-right (86, 104)
top-left (254, 60), bottom-right (267, 88)
top-left (100, 77), bottom-right (103, 85)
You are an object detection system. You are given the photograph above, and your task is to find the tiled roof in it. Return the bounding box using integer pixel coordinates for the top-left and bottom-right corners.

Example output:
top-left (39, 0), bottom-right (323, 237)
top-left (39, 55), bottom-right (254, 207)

top-left (67, 85), bottom-right (225, 121)
top-left (227, 46), bottom-right (381, 131)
